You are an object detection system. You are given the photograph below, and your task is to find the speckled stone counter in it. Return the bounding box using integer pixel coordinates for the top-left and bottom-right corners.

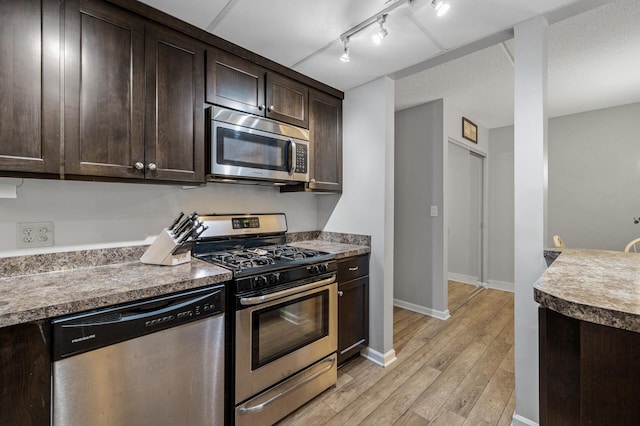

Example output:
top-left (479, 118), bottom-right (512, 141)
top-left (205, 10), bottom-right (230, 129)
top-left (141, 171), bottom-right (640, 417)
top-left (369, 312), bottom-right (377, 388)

top-left (287, 231), bottom-right (371, 259)
top-left (534, 248), bottom-right (640, 333)
top-left (0, 247), bottom-right (232, 329)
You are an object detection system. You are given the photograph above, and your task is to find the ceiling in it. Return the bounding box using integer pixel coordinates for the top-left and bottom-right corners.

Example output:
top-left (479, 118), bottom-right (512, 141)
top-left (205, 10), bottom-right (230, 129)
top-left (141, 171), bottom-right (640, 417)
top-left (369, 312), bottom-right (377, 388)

top-left (139, 0), bottom-right (639, 129)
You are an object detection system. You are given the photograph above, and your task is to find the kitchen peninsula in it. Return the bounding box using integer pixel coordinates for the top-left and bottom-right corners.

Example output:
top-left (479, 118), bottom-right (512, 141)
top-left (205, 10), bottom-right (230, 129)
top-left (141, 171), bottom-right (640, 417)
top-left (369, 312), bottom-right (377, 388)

top-left (534, 248), bottom-right (640, 425)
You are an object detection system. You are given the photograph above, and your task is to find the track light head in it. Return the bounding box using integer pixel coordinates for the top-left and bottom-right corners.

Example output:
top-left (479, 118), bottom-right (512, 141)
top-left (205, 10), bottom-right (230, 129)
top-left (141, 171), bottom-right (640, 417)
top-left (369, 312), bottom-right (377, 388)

top-left (372, 15), bottom-right (388, 45)
top-left (432, 0), bottom-right (450, 17)
top-left (340, 38), bottom-right (350, 62)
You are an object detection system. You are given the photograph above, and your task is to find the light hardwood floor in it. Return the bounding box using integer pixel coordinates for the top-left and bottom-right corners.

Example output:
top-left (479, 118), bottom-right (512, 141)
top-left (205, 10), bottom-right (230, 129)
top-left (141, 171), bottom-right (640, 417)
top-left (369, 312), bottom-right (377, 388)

top-left (278, 288), bottom-right (514, 426)
top-left (447, 280), bottom-right (480, 311)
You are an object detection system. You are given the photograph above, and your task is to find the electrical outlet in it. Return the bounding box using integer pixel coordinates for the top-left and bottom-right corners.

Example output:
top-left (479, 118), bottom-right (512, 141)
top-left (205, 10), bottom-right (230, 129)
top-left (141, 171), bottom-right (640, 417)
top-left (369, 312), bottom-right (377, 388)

top-left (17, 222), bottom-right (54, 248)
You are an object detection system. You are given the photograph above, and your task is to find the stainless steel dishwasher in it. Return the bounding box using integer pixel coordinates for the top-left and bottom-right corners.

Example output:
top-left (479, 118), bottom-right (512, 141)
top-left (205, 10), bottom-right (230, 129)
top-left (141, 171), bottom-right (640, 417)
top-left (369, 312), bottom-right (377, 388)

top-left (51, 284), bottom-right (225, 426)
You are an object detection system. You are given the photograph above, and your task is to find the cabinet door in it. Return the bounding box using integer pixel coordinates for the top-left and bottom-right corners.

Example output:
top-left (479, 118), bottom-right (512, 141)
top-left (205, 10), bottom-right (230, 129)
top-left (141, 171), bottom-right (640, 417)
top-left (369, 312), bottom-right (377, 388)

top-left (266, 72), bottom-right (309, 128)
top-left (338, 276), bottom-right (369, 366)
top-left (308, 90), bottom-right (342, 192)
top-left (64, 0), bottom-right (145, 179)
top-left (0, 0), bottom-right (60, 174)
top-left (0, 322), bottom-right (51, 425)
top-left (206, 49), bottom-right (265, 116)
top-left (144, 25), bottom-right (204, 182)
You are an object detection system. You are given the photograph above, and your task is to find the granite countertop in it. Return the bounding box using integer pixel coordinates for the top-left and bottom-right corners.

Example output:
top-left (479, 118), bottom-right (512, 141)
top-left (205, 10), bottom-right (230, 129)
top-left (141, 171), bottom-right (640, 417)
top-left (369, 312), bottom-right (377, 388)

top-left (534, 248), bottom-right (640, 333)
top-left (0, 248), bottom-right (231, 329)
top-left (0, 231), bottom-right (370, 329)
top-left (286, 231), bottom-right (371, 259)
top-left (289, 240), bottom-right (370, 259)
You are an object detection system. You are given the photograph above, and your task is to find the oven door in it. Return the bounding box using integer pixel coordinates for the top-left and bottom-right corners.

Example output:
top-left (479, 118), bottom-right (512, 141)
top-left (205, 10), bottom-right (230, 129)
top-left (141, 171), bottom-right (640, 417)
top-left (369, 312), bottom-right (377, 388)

top-left (235, 275), bottom-right (337, 404)
top-left (211, 121), bottom-right (309, 183)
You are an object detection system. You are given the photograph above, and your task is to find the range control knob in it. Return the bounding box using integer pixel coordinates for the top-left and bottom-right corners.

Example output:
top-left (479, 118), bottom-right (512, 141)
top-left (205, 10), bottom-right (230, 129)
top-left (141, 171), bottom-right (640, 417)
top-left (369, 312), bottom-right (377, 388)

top-left (268, 273), bottom-right (280, 285)
top-left (307, 265), bottom-right (319, 274)
top-left (255, 276), bottom-right (268, 288)
top-left (318, 263), bottom-right (328, 273)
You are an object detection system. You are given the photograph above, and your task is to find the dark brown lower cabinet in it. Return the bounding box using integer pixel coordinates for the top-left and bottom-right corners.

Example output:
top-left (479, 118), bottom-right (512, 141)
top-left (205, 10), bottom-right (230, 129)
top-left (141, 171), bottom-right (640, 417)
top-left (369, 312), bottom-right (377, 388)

top-left (539, 307), bottom-right (640, 425)
top-left (0, 321), bottom-right (50, 425)
top-left (337, 254), bottom-right (369, 366)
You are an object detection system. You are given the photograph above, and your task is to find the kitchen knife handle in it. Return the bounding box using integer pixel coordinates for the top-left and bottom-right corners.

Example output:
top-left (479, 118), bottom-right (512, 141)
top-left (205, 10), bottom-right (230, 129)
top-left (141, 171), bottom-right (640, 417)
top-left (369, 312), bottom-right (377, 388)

top-left (168, 212), bottom-right (184, 231)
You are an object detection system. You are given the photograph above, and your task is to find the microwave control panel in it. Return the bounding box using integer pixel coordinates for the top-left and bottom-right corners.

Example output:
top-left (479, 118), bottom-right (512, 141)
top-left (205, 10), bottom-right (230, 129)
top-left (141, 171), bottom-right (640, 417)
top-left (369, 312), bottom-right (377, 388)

top-left (295, 145), bottom-right (307, 173)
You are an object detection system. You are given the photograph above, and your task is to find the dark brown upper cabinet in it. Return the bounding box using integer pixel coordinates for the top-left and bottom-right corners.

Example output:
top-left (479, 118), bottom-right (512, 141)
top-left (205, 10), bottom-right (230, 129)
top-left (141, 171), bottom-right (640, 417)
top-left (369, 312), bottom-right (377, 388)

top-left (144, 24), bottom-right (205, 183)
top-left (64, 0), bottom-right (145, 179)
top-left (308, 90), bottom-right (342, 192)
top-left (206, 49), bottom-right (309, 128)
top-left (0, 0), bottom-right (61, 175)
top-left (64, 0), bottom-right (204, 183)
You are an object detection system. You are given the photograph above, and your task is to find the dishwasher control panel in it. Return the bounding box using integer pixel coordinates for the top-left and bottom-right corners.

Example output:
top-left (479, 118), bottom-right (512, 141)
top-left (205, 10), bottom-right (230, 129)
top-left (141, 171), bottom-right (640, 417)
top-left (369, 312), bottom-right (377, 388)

top-left (51, 284), bottom-right (225, 360)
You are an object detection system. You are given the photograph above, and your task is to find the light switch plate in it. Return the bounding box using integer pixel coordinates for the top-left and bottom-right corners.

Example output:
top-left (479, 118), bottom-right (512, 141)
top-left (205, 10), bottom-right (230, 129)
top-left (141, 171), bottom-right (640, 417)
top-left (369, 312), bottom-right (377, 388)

top-left (17, 222), bottom-right (54, 248)
top-left (430, 206), bottom-right (438, 217)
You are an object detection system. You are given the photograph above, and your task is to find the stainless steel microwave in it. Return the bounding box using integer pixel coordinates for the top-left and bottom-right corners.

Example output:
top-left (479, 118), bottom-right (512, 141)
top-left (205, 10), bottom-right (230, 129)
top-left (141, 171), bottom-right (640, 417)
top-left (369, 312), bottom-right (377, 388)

top-left (208, 107), bottom-right (310, 184)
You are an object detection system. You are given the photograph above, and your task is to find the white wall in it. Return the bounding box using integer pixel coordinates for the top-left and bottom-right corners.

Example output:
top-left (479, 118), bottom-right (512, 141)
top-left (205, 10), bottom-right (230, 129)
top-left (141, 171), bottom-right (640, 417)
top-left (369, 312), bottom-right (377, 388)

top-left (548, 102), bottom-right (640, 251)
top-left (319, 77), bottom-right (396, 365)
top-left (0, 178), bottom-right (319, 256)
top-left (394, 100), bottom-right (446, 316)
top-left (444, 101), bottom-right (489, 156)
top-left (487, 126), bottom-right (515, 287)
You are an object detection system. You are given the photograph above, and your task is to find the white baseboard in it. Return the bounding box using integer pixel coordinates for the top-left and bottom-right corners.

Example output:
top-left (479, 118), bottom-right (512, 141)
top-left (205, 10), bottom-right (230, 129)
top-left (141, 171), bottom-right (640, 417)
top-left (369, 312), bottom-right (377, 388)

top-left (393, 299), bottom-right (450, 320)
top-left (360, 347), bottom-right (397, 367)
top-left (512, 413), bottom-right (539, 426)
top-left (486, 280), bottom-right (515, 292)
top-left (448, 272), bottom-right (480, 286)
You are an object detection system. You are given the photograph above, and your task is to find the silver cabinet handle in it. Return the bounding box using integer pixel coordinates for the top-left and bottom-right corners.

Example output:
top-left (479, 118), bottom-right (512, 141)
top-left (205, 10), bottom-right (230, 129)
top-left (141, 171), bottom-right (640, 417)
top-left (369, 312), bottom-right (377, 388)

top-left (239, 356), bottom-right (336, 415)
top-left (338, 291), bottom-right (344, 297)
top-left (348, 266), bottom-right (359, 271)
top-left (268, 105), bottom-right (274, 112)
top-left (258, 104), bottom-right (265, 111)
top-left (134, 162), bottom-right (144, 170)
top-left (240, 275), bottom-right (336, 306)
top-left (147, 163), bottom-right (157, 171)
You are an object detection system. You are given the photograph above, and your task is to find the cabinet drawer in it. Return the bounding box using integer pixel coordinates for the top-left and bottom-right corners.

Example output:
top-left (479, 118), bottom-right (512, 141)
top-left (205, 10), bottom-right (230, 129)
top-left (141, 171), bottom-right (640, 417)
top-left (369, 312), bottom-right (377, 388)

top-left (337, 254), bottom-right (369, 282)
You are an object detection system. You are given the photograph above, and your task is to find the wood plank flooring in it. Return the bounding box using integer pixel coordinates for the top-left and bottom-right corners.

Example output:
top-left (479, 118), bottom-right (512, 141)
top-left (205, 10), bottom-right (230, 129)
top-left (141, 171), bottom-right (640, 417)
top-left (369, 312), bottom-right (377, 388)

top-left (447, 281), bottom-right (480, 311)
top-left (277, 288), bottom-right (514, 426)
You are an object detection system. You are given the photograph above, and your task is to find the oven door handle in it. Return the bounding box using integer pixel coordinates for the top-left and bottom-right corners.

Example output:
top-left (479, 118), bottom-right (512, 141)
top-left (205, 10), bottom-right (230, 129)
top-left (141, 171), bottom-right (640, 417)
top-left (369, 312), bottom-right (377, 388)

top-left (238, 356), bottom-right (336, 415)
top-left (239, 274), bottom-right (336, 306)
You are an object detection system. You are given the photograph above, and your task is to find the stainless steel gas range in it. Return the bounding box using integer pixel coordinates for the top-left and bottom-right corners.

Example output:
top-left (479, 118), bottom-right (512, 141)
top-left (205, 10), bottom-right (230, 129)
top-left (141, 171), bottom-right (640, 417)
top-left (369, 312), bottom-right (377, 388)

top-left (193, 214), bottom-right (337, 426)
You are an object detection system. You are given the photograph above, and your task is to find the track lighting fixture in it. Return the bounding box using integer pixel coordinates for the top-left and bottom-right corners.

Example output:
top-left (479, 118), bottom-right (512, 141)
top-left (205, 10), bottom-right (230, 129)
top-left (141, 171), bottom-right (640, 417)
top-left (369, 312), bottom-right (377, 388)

top-left (372, 15), bottom-right (388, 45)
top-left (338, 0), bottom-right (452, 62)
top-left (432, 0), bottom-right (450, 17)
top-left (340, 38), bottom-right (350, 62)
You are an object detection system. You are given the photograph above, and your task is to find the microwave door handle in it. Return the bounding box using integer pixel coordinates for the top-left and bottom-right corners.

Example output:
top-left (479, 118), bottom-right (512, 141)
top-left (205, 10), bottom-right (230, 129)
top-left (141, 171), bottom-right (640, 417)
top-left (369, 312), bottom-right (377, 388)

top-left (288, 139), bottom-right (296, 176)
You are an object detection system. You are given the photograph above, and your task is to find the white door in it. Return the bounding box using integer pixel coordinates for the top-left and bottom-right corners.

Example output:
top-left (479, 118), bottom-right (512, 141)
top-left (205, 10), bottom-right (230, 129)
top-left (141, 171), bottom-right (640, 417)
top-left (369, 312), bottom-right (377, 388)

top-left (448, 142), bottom-right (484, 284)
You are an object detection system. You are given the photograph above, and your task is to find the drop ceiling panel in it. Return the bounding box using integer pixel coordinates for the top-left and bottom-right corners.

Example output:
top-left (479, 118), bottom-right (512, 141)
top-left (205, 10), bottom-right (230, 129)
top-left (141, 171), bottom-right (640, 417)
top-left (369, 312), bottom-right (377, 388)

top-left (410, 0), bottom-right (579, 50)
top-left (209, 0), bottom-right (384, 68)
top-left (294, 16), bottom-right (442, 91)
top-left (138, 0), bottom-right (226, 30)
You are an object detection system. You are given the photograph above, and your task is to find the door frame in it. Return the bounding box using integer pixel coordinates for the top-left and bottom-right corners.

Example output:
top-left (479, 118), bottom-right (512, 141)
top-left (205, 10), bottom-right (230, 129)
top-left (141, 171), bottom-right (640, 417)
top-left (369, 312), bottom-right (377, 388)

top-left (446, 137), bottom-right (488, 293)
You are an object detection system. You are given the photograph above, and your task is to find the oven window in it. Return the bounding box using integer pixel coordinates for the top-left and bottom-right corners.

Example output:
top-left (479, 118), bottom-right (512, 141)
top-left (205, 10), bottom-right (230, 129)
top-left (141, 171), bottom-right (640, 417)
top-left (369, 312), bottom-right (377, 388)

top-left (217, 127), bottom-right (289, 171)
top-left (251, 290), bottom-right (329, 370)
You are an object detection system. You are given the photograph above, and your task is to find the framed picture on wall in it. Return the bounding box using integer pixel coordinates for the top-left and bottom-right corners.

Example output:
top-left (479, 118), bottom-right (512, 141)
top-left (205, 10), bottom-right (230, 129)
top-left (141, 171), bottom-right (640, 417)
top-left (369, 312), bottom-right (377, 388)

top-left (462, 117), bottom-right (478, 143)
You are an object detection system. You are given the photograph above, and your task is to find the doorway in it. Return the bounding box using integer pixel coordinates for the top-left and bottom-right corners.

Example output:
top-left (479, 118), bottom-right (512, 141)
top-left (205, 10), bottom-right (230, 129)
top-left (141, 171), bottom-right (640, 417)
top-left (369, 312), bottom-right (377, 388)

top-left (447, 141), bottom-right (485, 310)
